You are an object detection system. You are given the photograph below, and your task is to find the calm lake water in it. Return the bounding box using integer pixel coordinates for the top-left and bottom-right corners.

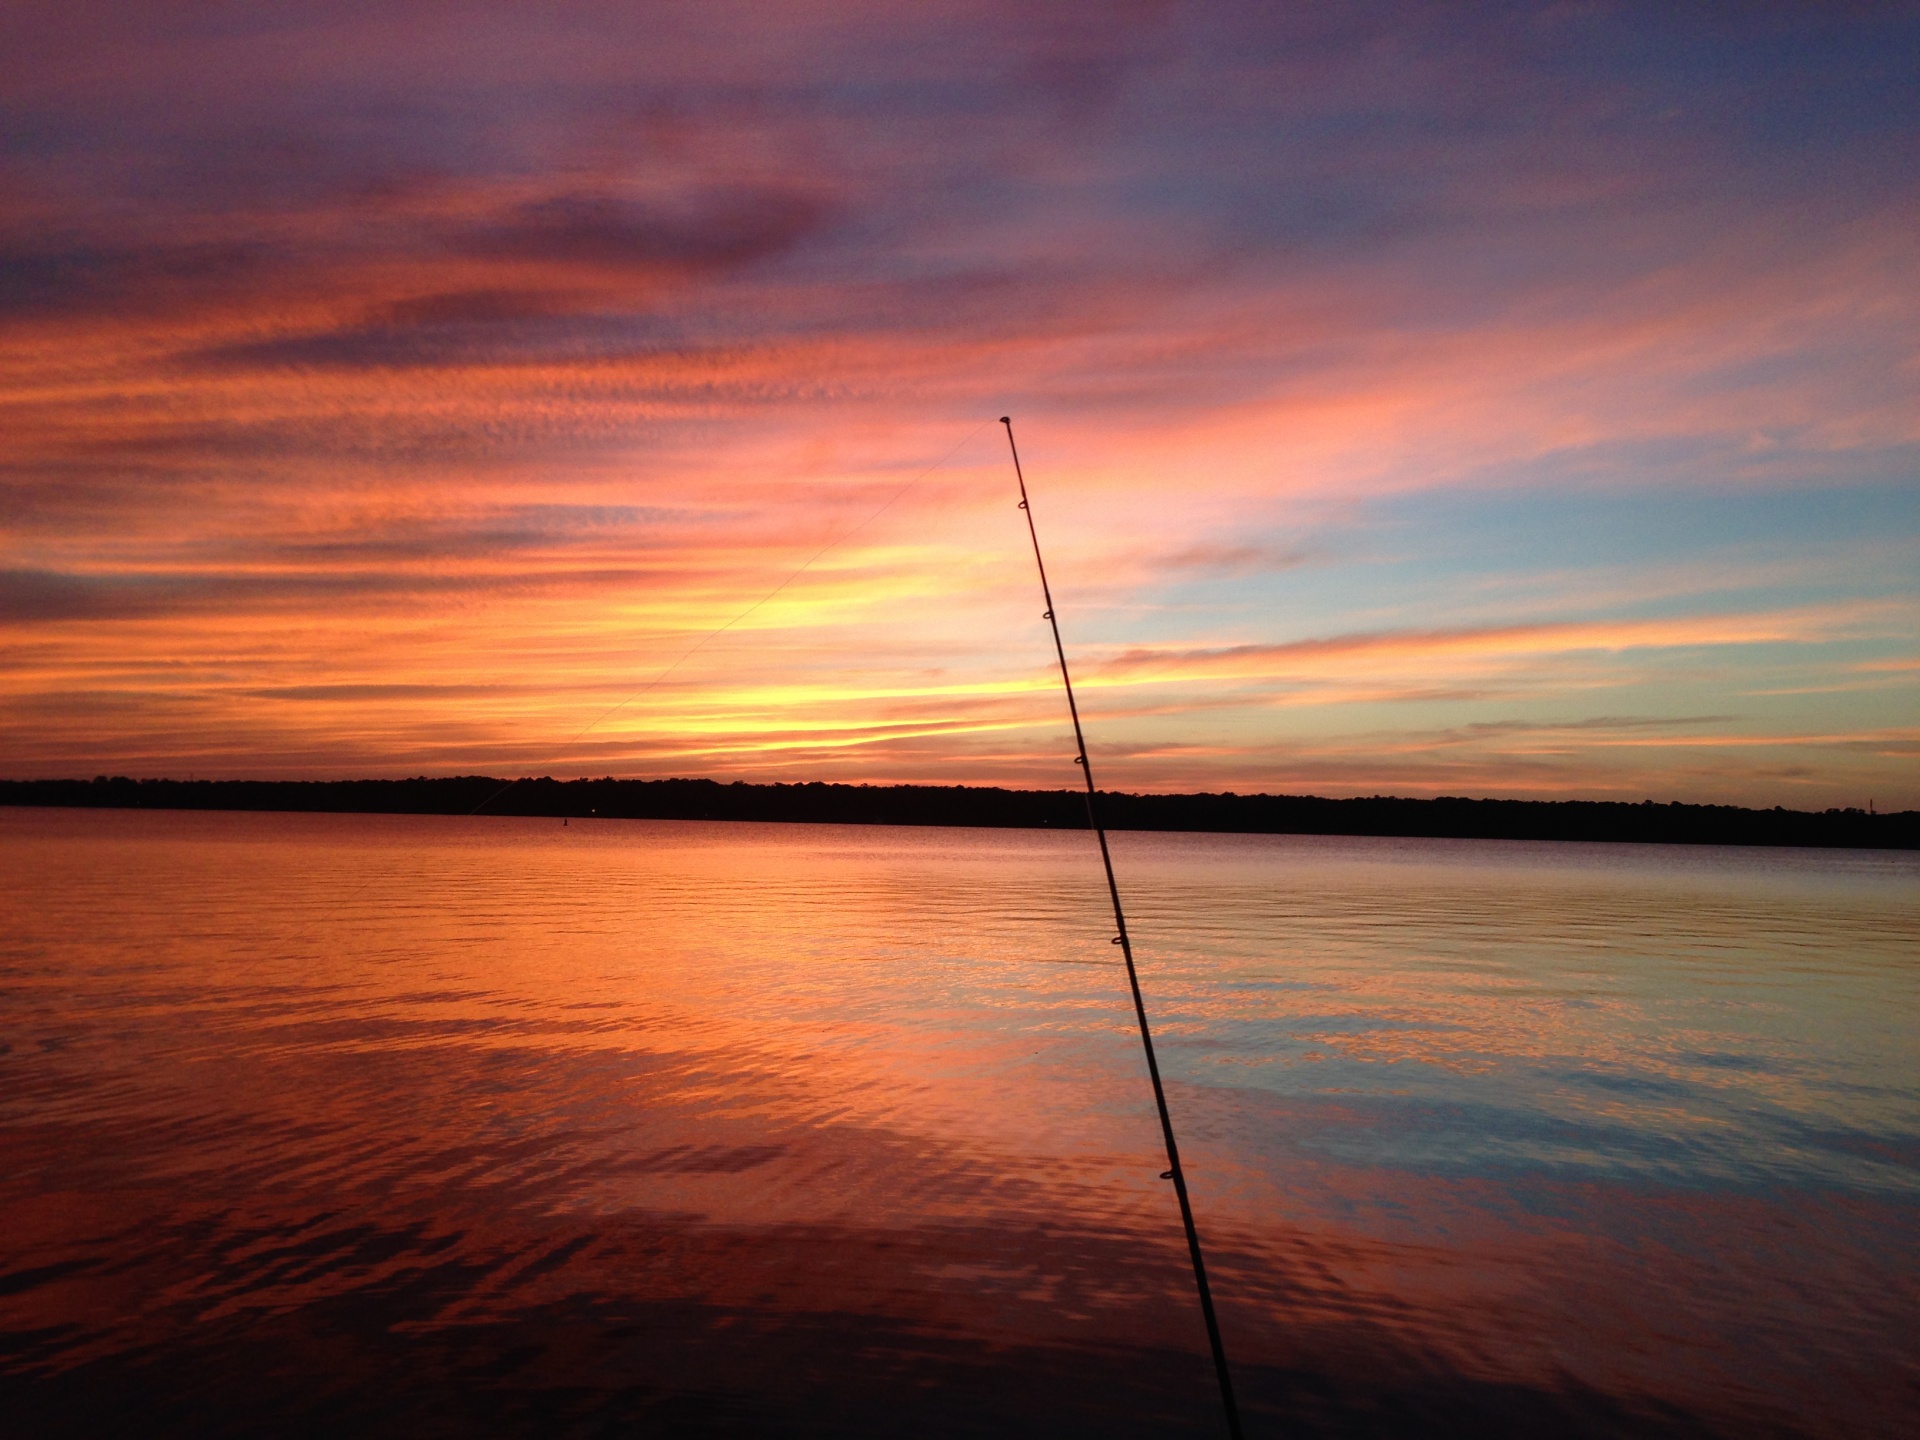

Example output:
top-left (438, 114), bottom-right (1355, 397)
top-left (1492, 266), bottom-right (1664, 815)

top-left (2, 807), bottom-right (1915, 1437)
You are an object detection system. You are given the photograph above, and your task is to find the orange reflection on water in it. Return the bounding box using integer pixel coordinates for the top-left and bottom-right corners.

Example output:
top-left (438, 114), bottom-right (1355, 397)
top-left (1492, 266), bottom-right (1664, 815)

top-left (1, 809), bottom-right (1914, 1436)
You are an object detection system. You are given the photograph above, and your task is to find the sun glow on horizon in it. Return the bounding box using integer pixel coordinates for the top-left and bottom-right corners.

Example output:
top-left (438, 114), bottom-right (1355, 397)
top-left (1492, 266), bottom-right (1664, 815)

top-left (1, 4), bottom-right (1915, 807)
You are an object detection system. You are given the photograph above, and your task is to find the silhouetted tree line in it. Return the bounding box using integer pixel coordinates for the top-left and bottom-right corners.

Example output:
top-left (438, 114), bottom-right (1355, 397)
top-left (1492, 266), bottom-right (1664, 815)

top-left (2, 775), bottom-right (1912, 849)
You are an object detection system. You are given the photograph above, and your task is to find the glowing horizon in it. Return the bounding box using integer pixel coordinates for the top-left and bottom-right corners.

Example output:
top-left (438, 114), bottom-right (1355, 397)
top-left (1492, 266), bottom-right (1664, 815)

top-left (2, 3), bottom-right (1915, 807)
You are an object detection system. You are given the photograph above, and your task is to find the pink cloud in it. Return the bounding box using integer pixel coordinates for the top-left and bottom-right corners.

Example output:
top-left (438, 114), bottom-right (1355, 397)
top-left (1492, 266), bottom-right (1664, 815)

top-left (2, 4), bottom-right (1915, 806)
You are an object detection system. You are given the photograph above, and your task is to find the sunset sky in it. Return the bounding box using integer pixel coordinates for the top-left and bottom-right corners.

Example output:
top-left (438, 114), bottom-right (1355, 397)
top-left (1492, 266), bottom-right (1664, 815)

top-left (3, 2), bottom-right (1915, 805)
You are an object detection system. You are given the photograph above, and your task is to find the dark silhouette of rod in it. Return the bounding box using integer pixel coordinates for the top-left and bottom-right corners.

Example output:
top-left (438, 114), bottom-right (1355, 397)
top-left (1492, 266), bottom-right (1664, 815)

top-left (1000, 416), bottom-right (1243, 1440)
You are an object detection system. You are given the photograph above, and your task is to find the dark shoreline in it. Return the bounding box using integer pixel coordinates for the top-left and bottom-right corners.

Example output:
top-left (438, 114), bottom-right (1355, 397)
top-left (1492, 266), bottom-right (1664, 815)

top-left (3, 775), bottom-right (1913, 850)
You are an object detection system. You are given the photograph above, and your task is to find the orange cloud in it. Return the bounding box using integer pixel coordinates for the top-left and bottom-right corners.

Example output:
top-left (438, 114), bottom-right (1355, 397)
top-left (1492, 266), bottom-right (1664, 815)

top-left (2, 5), bottom-right (1916, 807)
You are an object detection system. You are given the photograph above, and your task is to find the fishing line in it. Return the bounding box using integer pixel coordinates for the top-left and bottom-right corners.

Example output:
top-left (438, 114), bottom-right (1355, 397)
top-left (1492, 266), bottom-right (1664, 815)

top-left (466, 419), bottom-right (991, 816)
top-left (999, 415), bottom-right (1244, 1440)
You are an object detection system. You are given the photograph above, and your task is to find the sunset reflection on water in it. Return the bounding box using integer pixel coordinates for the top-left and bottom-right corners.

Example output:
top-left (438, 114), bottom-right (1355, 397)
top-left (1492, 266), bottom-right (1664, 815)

top-left (2, 809), bottom-right (1914, 1437)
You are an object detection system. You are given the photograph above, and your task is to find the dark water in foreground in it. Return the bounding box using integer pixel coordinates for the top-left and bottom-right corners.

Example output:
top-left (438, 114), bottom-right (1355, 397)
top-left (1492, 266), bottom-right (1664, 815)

top-left (2, 809), bottom-right (1914, 1438)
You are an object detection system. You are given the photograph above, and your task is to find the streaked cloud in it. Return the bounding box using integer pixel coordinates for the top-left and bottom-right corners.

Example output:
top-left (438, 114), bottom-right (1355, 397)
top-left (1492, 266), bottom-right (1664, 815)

top-left (1085, 604), bottom-right (1904, 688)
top-left (1, 2), bottom-right (1915, 804)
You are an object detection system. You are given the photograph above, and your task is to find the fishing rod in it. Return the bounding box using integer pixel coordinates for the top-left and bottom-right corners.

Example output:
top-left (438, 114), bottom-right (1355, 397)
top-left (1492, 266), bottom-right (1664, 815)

top-left (1000, 417), bottom-right (1243, 1439)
